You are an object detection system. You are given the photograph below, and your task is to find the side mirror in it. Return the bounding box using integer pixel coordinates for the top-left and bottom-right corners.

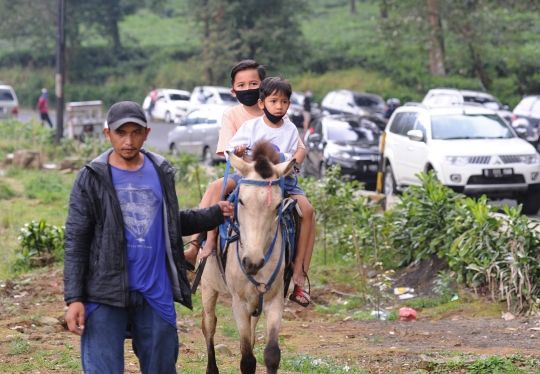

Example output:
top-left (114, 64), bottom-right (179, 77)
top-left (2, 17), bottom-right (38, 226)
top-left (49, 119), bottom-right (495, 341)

top-left (512, 118), bottom-right (529, 128)
top-left (407, 129), bottom-right (424, 142)
top-left (515, 127), bottom-right (528, 139)
top-left (308, 133), bottom-right (322, 142)
top-left (503, 105), bottom-right (510, 110)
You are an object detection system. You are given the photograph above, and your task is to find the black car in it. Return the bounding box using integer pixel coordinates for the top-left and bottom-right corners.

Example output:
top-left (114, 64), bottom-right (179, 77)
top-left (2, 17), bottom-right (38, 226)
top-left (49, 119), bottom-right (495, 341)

top-left (301, 114), bottom-right (385, 189)
top-left (320, 90), bottom-right (386, 123)
top-left (512, 95), bottom-right (540, 149)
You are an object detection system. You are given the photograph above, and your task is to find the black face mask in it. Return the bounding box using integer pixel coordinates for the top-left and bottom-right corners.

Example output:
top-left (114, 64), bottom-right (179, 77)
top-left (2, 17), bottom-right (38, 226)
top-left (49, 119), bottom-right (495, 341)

top-left (234, 88), bottom-right (260, 106)
top-left (263, 106), bottom-right (285, 124)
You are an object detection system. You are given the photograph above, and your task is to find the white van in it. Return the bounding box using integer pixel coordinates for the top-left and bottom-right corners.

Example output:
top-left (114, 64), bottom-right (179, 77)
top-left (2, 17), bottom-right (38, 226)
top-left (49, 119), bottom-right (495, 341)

top-left (189, 86), bottom-right (238, 106)
top-left (0, 84), bottom-right (19, 119)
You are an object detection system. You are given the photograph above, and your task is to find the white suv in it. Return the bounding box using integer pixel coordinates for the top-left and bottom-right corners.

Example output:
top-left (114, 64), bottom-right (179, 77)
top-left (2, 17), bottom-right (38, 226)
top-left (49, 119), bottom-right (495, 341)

top-left (0, 84), bottom-right (19, 119)
top-left (382, 104), bottom-right (540, 214)
top-left (422, 88), bottom-right (512, 124)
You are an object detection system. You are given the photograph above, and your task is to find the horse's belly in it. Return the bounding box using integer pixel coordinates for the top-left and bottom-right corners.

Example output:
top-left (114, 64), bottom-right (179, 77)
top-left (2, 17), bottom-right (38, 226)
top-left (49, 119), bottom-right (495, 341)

top-left (201, 257), bottom-right (230, 295)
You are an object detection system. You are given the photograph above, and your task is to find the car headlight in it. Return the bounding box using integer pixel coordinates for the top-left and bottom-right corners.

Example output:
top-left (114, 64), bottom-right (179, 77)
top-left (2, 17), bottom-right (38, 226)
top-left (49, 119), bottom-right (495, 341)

top-left (444, 156), bottom-right (468, 166)
top-left (328, 151), bottom-right (352, 160)
top-left (288, 108), bottom-right (301, 117)
top-left (519, 154), bottom-right (540, 164)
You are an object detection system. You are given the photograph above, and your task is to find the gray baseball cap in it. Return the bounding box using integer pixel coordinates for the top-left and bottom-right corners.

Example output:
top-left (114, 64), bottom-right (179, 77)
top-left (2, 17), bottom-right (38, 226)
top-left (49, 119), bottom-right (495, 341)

top-left (106, 101), bottom-right (147, 131)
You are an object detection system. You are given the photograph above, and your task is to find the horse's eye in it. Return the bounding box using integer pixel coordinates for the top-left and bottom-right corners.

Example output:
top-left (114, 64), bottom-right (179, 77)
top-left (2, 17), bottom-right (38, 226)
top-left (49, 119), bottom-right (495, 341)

top-left (238, 198), bottom-right (244, 206)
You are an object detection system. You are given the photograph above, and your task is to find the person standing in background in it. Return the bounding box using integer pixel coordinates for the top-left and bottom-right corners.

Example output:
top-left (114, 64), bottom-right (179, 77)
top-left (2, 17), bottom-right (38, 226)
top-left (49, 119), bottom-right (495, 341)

top-left (147, 85), bottom-right (158, 119)
top-left (37, 88), bottom-right (53, 128)
top-left (302, 89), bottom-right (312, 133)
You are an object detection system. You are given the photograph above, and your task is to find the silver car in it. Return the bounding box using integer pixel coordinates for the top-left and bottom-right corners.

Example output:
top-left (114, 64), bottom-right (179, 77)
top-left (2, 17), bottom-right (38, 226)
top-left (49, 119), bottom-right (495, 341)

top-left (168, 104), bottom-right (232, 165)
top-left (0, 84), bottom-right (19, 119)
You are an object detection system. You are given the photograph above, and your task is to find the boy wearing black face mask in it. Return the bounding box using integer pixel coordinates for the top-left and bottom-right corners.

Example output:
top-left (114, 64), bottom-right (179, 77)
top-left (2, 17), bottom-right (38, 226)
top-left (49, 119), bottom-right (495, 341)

top-left (184, 60), bottom-right (308, 268)
top-left (199, 77), bottom-right (315, 308)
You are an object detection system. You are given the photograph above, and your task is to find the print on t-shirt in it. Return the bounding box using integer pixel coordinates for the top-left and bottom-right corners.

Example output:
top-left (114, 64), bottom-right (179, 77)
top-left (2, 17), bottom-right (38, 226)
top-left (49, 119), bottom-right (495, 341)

top-left (116, 184), bottom-right (161, 243)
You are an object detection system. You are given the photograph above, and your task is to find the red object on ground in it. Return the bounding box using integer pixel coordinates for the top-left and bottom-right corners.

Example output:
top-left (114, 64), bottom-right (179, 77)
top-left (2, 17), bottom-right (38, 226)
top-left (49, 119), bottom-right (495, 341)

top-left (399, 307), bottom-right (417, 322)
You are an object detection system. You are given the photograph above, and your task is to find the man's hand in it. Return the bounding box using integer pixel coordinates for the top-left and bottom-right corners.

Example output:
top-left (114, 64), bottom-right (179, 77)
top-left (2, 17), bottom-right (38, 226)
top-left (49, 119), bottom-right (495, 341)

top-left (234, 144), bottom-right (247, 157)
top-left (66, 302), bottom-right (85, 336)
top-left (217, 201), bottom-right (234, 218)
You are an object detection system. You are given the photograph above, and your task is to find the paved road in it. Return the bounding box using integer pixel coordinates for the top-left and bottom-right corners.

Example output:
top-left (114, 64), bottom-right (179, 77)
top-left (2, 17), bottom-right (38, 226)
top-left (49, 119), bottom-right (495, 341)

top-left (9, 109), bottom-right (175, 153)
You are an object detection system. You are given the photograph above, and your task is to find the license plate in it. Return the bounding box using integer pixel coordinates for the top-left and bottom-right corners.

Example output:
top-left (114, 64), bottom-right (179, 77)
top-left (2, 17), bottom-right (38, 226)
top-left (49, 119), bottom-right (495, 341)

top-left (368, 164), bottom-right (378, 172)
top-left (482, 168), bottom-right (513, 178)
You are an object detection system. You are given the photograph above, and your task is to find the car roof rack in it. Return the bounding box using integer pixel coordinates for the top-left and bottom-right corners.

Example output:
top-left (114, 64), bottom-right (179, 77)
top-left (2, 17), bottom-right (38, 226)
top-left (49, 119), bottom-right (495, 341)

top-left (403, 102), bottom-right (425, 107)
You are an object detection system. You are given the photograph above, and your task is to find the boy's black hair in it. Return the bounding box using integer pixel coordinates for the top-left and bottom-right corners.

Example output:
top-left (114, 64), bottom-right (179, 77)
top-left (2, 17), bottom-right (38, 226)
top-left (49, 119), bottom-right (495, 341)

top-left (259, 77), bottom-right (292, 102)
top-left (230, 60), bottom-right (266, 85)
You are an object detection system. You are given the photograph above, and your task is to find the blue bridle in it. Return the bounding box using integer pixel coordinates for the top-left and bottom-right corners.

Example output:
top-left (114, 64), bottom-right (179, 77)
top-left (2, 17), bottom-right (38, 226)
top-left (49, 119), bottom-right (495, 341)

top-left (220, 152), bottom-right (287, 317)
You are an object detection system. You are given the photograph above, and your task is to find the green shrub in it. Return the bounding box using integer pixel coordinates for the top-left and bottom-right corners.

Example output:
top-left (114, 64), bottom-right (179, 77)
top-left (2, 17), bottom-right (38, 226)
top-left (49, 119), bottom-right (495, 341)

top-left (390, 171), bottom-right (464, 266)
top-left (14, 219), bottom-right (65, 272)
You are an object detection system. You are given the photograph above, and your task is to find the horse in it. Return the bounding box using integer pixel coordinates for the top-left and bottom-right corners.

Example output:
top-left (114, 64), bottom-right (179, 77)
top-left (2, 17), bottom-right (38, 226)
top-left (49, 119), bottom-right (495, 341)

top-left (200, 140), bottom-right (297, 374)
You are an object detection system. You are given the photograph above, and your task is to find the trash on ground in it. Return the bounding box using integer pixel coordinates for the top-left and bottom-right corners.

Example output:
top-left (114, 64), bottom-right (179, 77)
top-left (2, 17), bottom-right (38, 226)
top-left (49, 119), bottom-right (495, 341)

top-left (398, 293), bottom-right (415, 300)
top-left (451, 294), bottom-right (459, 301)
top-left (502, 311), bottom-right (515, 321)
top-left (394, 287), bottom-right (414, 295)
top-left (371, 310), bottom-right (390, 320)
top-left (399, 307), bottom-right (417, 322)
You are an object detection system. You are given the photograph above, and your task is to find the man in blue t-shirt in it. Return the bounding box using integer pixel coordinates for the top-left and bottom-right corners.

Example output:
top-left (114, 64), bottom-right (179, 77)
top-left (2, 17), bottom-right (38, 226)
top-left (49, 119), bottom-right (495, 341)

top-left (64, 101), bottom-right (233, 374)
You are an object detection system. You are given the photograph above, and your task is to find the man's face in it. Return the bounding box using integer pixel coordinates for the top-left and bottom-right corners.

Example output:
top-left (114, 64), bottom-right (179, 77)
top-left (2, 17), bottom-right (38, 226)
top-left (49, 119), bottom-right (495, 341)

top-left (104, 123), bottom-right (150, 162)
top-left (231, 68), bottom-right (262, 95)
top-left (258, 90), bottom-right (290, 117)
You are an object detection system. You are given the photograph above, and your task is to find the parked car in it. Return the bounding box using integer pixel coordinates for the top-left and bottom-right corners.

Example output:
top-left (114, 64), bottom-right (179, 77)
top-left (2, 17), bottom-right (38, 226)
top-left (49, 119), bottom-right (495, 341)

top-left (320, 90), bottom-right (385, 121)
top-left (0, 84), bottom-right (19, 120)
top-left (302, 113), bottom-right (385, 189)
top-left (189, 86), bottom-right (238, 106)
top-left (168, 104), bottom-right (231, 165)
top-left (382, 103), bottom-right (540, 214)
top-left (421, 88), bottom-right (512, 123)
top-left (142, 88), bottom-right (191, 123)
top-left (511, 95), bottom-right (540, 149)
top-left (286, 91), bottom-right (321, 129)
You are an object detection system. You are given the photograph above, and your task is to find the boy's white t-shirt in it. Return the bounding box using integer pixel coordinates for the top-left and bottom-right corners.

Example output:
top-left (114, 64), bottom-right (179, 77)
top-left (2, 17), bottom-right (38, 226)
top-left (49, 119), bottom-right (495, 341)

top-left (226, 117), bottom-right (299, 161)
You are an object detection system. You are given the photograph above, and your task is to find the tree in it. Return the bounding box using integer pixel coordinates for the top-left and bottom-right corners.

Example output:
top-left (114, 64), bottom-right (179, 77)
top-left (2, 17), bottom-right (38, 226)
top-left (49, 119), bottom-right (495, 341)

top-left (426, 0), bottom-right (445, 76)
top-left (187, 0), bottom-right (310, 85)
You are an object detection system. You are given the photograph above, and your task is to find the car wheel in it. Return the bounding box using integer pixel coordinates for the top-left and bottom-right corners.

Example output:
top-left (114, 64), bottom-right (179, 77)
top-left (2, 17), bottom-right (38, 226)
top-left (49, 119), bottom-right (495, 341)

top-left (518, 191), bottom-right (540, 215)
top-left (169, 143), bottom-right (178, 157)
top-left (318, 162), bottom-right (327, 179)
top-left (383, 164), bottom-right (396, 196)
top-left (203, 147), bottom-right (213, 166)
top-left (165, 111), bottom-right (172, 123)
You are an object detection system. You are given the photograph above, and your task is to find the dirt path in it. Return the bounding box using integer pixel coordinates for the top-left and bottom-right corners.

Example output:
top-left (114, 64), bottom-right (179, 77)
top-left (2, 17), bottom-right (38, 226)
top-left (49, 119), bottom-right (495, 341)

top-left (1, 267), bottom-right (539, 373)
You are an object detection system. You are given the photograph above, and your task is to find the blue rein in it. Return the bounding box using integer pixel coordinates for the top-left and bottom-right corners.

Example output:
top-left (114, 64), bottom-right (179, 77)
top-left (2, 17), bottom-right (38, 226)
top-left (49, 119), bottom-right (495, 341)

top-left (220, 151), bottom-right (287, 317)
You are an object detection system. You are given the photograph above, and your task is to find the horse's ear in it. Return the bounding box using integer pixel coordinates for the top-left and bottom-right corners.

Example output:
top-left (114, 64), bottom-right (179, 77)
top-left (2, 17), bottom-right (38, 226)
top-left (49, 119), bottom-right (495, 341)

top-left (274, 158), bottom-right (296, 178)
top-left (227, 151), bottom-right (254, 177)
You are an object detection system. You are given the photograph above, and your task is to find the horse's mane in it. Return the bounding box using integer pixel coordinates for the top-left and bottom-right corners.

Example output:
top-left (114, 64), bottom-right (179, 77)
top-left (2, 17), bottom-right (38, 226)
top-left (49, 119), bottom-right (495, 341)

top-left (251, 140), bottom-right (281, 179)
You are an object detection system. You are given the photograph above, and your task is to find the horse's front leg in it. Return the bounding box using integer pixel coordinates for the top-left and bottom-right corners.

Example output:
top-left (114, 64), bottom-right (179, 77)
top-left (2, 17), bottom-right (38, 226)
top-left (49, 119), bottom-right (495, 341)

top-left (202, 282), bottom-right (220, 374)
top-left (232, 297), bottom-right (258, 374)
top-left (263, 294), bottom-right (284, 374)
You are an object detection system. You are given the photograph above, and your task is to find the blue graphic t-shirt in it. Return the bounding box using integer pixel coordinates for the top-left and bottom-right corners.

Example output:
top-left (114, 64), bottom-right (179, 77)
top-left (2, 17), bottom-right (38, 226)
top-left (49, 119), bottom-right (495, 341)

top-left (85, 156), bottom-right (176, 327)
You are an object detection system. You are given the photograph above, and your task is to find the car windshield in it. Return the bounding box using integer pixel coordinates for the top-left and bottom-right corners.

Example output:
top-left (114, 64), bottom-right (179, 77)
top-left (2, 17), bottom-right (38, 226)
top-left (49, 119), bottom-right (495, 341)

top-left (0, 89), bottom-right (14, 101)
top-left (463, 96), bottom-right (501, 110)
top-left (353, 95), bottom-right (383, 109)
top-left (327, 120), bottom-right (380, 143)
top-left (169, 93), bottom-right (189, 101)
top-left (219, 92), bottom-right (238, 103)
top-left (431, 114), bottom-right (514, 140)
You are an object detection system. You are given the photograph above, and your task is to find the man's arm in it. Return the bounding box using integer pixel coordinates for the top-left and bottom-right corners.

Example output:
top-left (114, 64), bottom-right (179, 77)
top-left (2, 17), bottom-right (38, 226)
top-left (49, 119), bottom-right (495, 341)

top-left (64, 172), bottom-right (95, 306)
top-left (179, 202), bottom-right (233, 236)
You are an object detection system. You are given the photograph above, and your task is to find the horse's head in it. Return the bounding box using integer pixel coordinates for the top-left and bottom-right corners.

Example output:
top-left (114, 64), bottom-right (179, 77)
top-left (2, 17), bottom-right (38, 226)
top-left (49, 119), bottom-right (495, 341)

top-left (228, 140), bottom-right (296, 275)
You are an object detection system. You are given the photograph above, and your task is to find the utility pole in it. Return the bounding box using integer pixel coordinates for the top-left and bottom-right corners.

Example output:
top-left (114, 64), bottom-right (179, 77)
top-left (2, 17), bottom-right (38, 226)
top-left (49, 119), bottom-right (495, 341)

top-left (55, 0), bottom-right (65, 144)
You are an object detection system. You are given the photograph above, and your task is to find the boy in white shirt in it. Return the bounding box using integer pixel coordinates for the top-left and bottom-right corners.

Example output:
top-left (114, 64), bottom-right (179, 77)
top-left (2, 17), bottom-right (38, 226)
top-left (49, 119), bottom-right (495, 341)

top-left (199, 77), bottom-right (313, 307)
